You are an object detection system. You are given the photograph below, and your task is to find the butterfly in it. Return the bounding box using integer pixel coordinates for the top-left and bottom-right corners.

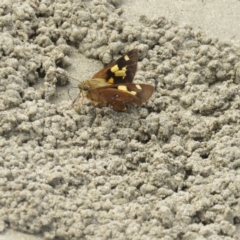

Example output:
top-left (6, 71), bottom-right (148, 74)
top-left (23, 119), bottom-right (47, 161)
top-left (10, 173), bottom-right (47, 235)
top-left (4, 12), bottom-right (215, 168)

top-left (73, 49), bottom-right (154, 111)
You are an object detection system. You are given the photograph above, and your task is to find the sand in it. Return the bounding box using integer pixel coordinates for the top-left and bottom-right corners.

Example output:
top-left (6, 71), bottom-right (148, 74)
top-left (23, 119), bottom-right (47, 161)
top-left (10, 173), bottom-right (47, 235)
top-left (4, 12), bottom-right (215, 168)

top-left (1, 0), bottom-right (240, 239)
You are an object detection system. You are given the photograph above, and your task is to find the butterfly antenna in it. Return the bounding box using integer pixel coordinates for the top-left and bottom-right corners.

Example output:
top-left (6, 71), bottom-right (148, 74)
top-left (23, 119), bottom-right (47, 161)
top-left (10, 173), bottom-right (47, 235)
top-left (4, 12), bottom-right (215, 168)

top-left (54, 69), bottom-right (86, 106)
top-left (54, 69), bottom-right (80, 83)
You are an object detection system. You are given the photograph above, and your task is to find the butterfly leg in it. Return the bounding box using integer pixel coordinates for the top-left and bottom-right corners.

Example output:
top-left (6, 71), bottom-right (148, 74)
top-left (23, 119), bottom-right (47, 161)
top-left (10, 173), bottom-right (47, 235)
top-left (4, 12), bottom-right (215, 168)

top-left (71, 93), bottom-right (85, 112)
top-left (90, 101), bottom-right (101, 125)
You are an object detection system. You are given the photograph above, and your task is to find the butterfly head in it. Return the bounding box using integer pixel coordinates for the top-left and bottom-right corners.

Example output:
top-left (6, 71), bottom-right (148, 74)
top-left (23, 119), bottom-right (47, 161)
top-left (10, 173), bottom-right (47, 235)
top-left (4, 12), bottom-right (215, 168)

top-left (78, 81), bottom-right (90, 92)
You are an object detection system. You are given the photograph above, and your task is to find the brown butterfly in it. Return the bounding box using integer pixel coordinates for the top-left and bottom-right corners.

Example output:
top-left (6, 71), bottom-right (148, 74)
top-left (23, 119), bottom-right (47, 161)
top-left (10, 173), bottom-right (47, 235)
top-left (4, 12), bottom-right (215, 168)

top-left (73, 49), bottom-right (154, 111)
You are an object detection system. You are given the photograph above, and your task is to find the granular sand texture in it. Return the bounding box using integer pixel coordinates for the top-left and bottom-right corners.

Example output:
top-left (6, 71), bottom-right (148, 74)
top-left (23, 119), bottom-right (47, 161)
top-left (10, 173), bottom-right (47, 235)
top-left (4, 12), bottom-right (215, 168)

top-left (1, 0), bottom-right (240, 239)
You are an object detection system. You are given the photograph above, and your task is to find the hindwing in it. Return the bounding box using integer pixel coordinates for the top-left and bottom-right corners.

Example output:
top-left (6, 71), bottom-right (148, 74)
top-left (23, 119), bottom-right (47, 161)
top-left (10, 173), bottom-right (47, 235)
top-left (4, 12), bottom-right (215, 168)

top-left (90, 84), bottom-right (154, 111)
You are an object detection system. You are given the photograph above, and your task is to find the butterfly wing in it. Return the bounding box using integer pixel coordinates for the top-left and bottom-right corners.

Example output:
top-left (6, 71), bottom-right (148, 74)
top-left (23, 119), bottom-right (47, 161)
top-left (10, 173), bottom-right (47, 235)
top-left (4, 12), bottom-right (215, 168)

top-left (90, 84), bottom-right (154, 111)
top-left (92, 49), bottom-right (138, 84)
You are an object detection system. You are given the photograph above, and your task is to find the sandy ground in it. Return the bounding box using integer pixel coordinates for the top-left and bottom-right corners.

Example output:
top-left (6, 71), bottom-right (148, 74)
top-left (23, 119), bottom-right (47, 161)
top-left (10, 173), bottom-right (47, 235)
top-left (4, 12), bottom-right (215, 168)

top-left (1, 0), bottom-right (240, 239)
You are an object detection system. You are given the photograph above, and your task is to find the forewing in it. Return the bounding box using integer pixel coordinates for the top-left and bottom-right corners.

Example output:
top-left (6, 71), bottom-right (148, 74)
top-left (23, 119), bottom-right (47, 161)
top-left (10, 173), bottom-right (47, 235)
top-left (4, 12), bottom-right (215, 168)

top-left (92, 49), bottom-right (138, 84)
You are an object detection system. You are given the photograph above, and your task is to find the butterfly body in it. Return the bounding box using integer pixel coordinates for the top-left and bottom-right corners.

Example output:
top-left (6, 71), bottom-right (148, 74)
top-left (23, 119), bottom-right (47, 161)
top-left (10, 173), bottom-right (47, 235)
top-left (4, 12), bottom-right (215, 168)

top-left (75, 49), bottom-right (154, 112)
top-left (78, 78), bottom-right (111, 106)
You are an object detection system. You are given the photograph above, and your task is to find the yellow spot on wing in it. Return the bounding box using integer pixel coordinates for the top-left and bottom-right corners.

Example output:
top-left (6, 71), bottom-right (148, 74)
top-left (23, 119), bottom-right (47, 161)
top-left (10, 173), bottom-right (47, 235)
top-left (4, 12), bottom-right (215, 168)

top-left (136, 84), bottom-right (141, 89)
top-left (118, 86), bottom-right (136, 95)
top-left (115, 70), bottom-right (126, 78)
top-left (118, 85), bottom-right (128, 91)
top-left (108, 77), bottom-right (114, 84)
top-left (111, 65), bottom-right (119, 73)
top-left (124, 55), bottom-right (130, 61)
